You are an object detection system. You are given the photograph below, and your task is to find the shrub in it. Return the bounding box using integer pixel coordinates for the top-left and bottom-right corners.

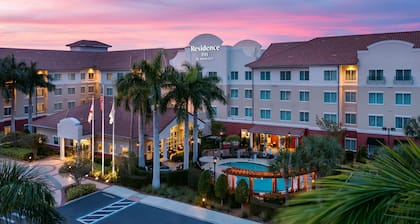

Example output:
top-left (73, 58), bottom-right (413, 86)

top-left (171, 152), bottom-right (184, 162)
top-left (119, 175), bottom-right (150, 189)
top-left (0, 147), bottom-right (32, 160)
top-left (215, 174), bottom-right (228, 206)
top-left (263, 193), bottom-right (286, 204)
top-left (198, 170), bottom-right (212, 197)
top-left (168, 170), bottom-right (189, 186)
top-left (188, 168), bottom-right (201, 189)
top-left (66, 183), bottom-right (96, 201)
top-left (250, 198), bottom-right (281, 222)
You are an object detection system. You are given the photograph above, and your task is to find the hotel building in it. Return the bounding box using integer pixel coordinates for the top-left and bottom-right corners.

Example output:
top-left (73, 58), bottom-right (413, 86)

top-left (0, 31), bottom-right (419, 158)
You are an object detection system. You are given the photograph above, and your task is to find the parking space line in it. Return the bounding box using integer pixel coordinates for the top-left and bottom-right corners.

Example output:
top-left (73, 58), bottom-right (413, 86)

top-left (76, 199), bottom-right (136, 224)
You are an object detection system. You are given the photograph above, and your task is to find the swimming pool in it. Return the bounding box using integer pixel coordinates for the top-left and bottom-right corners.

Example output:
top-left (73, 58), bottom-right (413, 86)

top-left (220, 161), bottom-right (290, 193)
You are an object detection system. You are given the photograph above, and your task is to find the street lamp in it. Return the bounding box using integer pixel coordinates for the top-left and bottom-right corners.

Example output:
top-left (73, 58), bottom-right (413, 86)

top-left (382, 127), bottom-right (395, 146)
top-left (213, 156), bottom-right (217, 183)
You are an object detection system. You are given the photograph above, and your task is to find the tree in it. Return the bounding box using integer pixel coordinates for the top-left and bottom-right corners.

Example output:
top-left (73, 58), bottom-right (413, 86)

top-left (0, 160), bottom-right (64, 223)
top-left (115, 66), bottom-right (151, 168)
top-left (315, 115), bottom-right (346, 141)
top-left (137, 51), bottom-right (170, 189)
top-left (0, 55), bottom-right (26, 132)
top-left (235, 179), bottom-right (249, 213)
top-left (277, 140), bottom-right (420, 224)
top-left (404, 116), bottom-right (420, 139)
top-left (298, 135), bottom-right (344, 178)
top-left (60, 159), bottom-right (91, 185)
top-left (19, 62), bottom-right (55, 133)
top-left (197, 170), bottom-right (212, 198)
top-left (21, 133), bottom-right (47, 159)
top-left (214, 174), bottom-right (228, 207)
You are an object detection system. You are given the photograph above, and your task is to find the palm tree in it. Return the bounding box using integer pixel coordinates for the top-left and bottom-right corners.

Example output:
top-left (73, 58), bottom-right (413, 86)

top-left (115, 66), bottom-right (151, 168)
top-left (19, 61), bottom-right (55, 133)
top-left (137, 51), bottom-right (170, 189)
top-left (0, 160), bottom-right (64, 223)
top-left (0, 55), bottom-right (26, 132)
top-left (277, 140), bottom-right (420, 224)
top-left (404, 116), bottom-right (420, 139)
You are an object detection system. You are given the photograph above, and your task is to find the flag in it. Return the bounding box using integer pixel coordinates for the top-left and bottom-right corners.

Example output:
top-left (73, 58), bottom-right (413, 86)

top-left (109, 99), bottom-right (115, 125)
top-left (88, 99), bottom-right (94, 123)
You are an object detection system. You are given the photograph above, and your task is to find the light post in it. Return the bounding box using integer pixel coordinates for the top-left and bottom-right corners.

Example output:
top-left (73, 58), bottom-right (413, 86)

top-left (218, 131), bottom-right (224, 157)
top-left (382, 127), bottom-right (395, 146)
top-left (213, 156), bottom-right (217, 183)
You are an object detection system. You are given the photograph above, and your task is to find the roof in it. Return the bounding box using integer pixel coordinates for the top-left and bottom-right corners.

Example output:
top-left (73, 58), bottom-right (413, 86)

top-left (0, 47), bottom-right (183, 71)
top-left (248, 30), bottom-right (420, 68)
top-left (249, 124), bottom-right (306, 136)
top-left (32, 96), bottom-right (178, 139)
top-left (66, 40), bottom-right (112, 48)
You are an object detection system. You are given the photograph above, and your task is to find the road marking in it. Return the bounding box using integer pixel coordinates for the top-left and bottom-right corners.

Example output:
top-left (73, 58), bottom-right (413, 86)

top-left (77, 199), bottom-right (136, 224)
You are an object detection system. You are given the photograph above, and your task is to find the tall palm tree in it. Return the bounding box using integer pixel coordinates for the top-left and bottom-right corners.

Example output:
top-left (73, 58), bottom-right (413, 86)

top-left (19, 61), bottom-right (55, 133)
top-left (0, 55), bottom-right (26, 132)
top-left (0, 160), bottom-right (64, 223)
top-left (277, 140), bottom-right (420, 224)
top-left (137, 51), bottom-right (170, 189)
top-left (115, 66), bottom-right (151, 168)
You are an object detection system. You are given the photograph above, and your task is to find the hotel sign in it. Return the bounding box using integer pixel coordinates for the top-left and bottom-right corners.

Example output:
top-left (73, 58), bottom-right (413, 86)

top-left (191, 44), bottom-right (221, 61)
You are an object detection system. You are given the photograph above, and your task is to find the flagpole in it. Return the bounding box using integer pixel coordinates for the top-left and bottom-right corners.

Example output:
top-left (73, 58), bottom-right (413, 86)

top-left (101, 86), bottom-right (105, 176)
top-left (91, 97), bottom-right (95, 173)
top-left (112, 96), bottom-right (115, 175)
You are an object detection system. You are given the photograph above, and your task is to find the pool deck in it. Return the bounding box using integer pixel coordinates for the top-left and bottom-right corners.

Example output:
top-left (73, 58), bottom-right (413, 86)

top-left (200, 157), bottom-right (272, 179)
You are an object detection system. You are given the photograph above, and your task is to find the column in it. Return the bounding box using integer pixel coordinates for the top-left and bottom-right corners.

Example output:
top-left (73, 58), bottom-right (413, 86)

top-left (249, 177), bottom-right (254, 196)
top-left (250, 133), bottom-right (254, 150)
top-left (279, 136), bottom-right (282, 151)
top-left (295, 136), bottom-right (299, 149)
top-left (272, 178), bottom-right (277, 193)
top-left (163, 139), bottom-right (168, 161)
top-left (60, 137), bottom-right (65, 160)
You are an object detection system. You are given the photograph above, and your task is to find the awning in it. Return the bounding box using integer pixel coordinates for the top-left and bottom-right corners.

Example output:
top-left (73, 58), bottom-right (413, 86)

top-left (249, 124), bottom-right (305, 136)
top-left (367, 137), bottom-right (385, 145)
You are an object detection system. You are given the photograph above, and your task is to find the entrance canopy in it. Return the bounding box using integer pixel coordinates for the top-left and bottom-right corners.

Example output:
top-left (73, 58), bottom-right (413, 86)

top-left (249, 125), bottom-right (305, 136)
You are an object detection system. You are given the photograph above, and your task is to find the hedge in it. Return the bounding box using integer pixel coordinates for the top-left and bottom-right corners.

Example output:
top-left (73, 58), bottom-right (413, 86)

top-left (249, 198), bottom-right (281, 222)
top-left (0, 147), bottom-right (32, 160)
top-left (66, 183), bottom-right (96, 201)
top-left (119, 175), bottom-right (150, 189)
top-left (168, 170), bottom-right (189, 186)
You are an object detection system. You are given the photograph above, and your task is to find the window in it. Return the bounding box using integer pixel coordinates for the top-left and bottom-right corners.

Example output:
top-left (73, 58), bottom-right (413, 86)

top-left (368, 115), bottom-right (383, 127)
top-left (117, 72), bottom-right (124, 80)
top-left (107, 73), bottom-right (113, 80)
top-left (299, 91), bottom-right (309, 102)
top-left (368, 70), bottom-right (384, 80)
top-left (208, 71), bottom-right (217, 77)
top-left (345, 70), bottom-right (356, 81)
top-left (345, 138), bottom-right (357, 152)
top-left (280, 90), bottom-right (291, 101)
top-left (345, 91), bottom-right (357, 103)
top-left (67, 87), bottom-right (76, 95)
top-left (24, 105), bottom-right (33, 114)
top-left (280, 71), bottom-right (291, 80)
top-left (395, 69), bottom-right (412, 80)
top-left (260, 71), bottom-right (271, 80)
top-left (345, 113), bottom-right (357, 124)
top-left (324, 113), bottom-right (337, 123)
top-left (67, 101), bottom-right (75, 109)
top-left (299, 111), bottom-right (309, 122)
top-left (229, 106), bottom-right (239, 116)
top-left (230, 71), bottom-right (238, 80)
top-left (4, 126), bottom-right (11, 135)
top-left (395, 93), bottom-right (411, 105)
top-left (324, 70), bottom-right (337, 81)
top-left (395, 116), bottom-right (410, 129)
top-left (88, 86), bottom-right (94, 93)
top-left (80, 86), bottom-right (85, 94)
top-left (260, 109), bottom-right (271, 120)
top-left (280, 110), bottom-right (291, 121)
top-left (53, 136), bottom-right (59, 145)
top-left (37, 103), bottom-right (45, 112)
top-left (4, 107), bottom-right (11, 116)
top-left (324, 91), bottom-right (337, 103)
top-left (230, 89), bottom-right (239, 99)
top-left (80, 73), bottom-right (86, 80)
top-left (244, 89), bottom-right (252, 99)
top-left (37, 88), bottom-right (44, 96)
top-left (260, 90), bottom-right (271, 100)
top-left (211, 106), bottom-right (217, 117)
top-left (54, 88), bottom-right (62, 96)
top-left (299, 71), bottom-right (309, 80)
top-left (68, 73), bottom-right (76, 80)
top-left (54, 103), bottom-right (62, 111)
top-left (245, 71), bottom-right (252, 80)
top-left (245, 107), bottom-right (253, 117)
top-left (53, 73), bottom-right (61, 81)
top-left (106, 87), bottom-right (113, 96)
top-left (88, 72), bottom-right (95, 80)
top-left (368, 92), bottom-right (384, 104)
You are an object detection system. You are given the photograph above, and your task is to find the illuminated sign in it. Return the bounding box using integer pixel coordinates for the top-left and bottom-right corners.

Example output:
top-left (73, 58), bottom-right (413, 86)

top-left (191, 45), bottom-right (221, 52)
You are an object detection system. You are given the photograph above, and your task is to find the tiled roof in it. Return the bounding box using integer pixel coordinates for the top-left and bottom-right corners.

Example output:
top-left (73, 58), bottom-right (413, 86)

top-left (248, 30), bottom-right (420, 68)
top-left (0, 47), bottom-right (182, 72)
top-left (32, 96), bottom-right (178, 139)
top-left (66, 40), bottom-right (112, 48)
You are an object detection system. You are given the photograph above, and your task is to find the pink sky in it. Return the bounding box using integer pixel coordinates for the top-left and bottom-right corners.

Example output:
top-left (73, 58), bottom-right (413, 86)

top-left (1, 0), bottom-right (419, 50)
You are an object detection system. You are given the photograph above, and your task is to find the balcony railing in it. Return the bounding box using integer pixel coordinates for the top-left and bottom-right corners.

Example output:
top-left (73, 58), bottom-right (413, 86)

top-left (393, 76), bottom-right (414, 85)
top-left (367, 77), bottom-right (386, 85)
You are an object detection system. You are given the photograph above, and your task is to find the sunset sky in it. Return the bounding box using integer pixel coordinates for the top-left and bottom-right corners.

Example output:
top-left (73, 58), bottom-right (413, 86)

top-left (1, 0), bottom-right (419, 50)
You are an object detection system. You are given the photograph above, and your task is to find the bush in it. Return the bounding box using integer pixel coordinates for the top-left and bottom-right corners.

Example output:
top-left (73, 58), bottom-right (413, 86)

top-left (94, 157), bottom-right (112, 167)
top-left (250, 198), bottom-right (281, 222)
top-left (168, 170), bottom-right (189, 186)
top-left (66, 183), bottom-right (96, 201)
top-left (0, 147), bottom-right (32, 160)
top-left (171, 152), bottom-right (184, 162)
top-left (119, 175), bottom-right (150, 189)
top-left (198, 170), bottom-right (212, 197)
top-left (38, 145), bottom-right (59, 157)
top-left (188, 168), bottom-right (201, 189)
top-left (263, 193), bottom-right (286, 204)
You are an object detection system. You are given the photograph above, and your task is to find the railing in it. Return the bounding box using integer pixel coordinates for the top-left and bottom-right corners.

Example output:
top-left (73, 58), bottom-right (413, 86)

top-left (393, 76), bottom-right (414, 85)
top-left (366, 77), bottom-right (386, 85)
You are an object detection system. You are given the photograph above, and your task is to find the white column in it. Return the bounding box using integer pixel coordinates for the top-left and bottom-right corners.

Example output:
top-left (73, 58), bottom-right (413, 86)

top-left (279, 136), bottom-right (282, 151)
top-left (295, 136), bottom-right (299, 148)
top-left (250, 133), bottom-right (254, 150)
top-left (60, 137), bottom-right (65, 160)
top-left (163, 139), bottom-right (168, 161)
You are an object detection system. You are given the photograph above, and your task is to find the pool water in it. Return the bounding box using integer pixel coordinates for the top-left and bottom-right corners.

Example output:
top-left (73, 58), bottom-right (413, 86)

top-left (221, 162), bottom-right (290, 193)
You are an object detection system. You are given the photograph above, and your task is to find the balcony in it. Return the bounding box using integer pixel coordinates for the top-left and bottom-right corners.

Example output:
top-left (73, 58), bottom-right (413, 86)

top-left (393, 76), bottom-right (414, 85)
top-left (366, 77), bottom-right (386, 85)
